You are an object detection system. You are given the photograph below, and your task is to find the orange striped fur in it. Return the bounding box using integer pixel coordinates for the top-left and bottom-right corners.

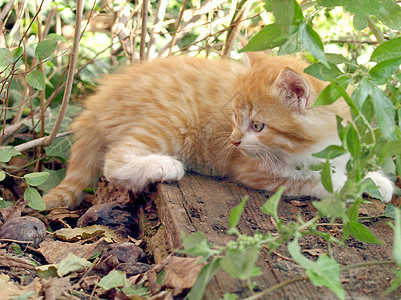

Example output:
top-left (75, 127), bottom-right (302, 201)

top-left (44, 54), bottom-right (394, 208)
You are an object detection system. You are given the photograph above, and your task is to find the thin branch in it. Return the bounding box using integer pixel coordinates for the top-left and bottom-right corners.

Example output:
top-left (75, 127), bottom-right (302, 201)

top-left (15, 131), bottom-right (72, 152)
top-left (140, 0), bottom-right (149, 61)
top-left (43, 0), bottom-right (83, 147)
top-left (243, 260), bottom-right (396, 300)
top-left (147, 0), bottom-right (168, 59)
top-left (366, 16), bottom-right (385, 44)
top-left (0, 0), bottom-right (15, 21)
top-left (168, 0), bottom-right (188, 56)
top-left (158, 0), bottom-right (227, 57)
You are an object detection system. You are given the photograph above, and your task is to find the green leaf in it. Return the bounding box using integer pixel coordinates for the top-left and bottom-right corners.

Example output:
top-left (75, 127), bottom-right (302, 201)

top-left (326, 53), bottom-right (350, 65)
top-left (307, 255), bottom-right (344, 300)
top-left (313, 145), bottom-right (348, 159)
top-left (352, 79), bottom-right (373, 108)
top-left (347, 198), bottom-right (362, 222)
top-left (321, 160), bottom-right (333, 193)
top-left (35, 39), bottom-right (58, 61)
top-left (345, 125), bottom-right (360, 158)
top-left (186, 258), bottom-right (222, 300)
top-left (261, 186), bottom-right (285, 222)
top-left (24, 187), bottom-right (46, 210)
top-left (313, 194), bottom-right (346, 219)
top-left (299, 23), bottom-right (328, 66)
top-left (220, 246), bottom-right (262, 280)
top-left (378, 140), bottom-right (401, 165)
top-left (0, 146), bottom-right (22, 163)
top-left (372, 87), bottom-right (396, 140)
top-left (97, 270), bottom-right (128, 290)
top-left (271, 0), bottom-right (294, 36)
top-left (353, 14), bottom-right (367, 30)
top-left (46, 33), bottom-right (66, 41)
top-left (373, 0), bottom-right (401, 31)
top-left (288, 239), bottom-right (344, 299)
top-left (180, 232), bottom-right (216, 258)
top-left (224, 293), bottom-right (239, 300)
top-left (304, 62), bottom-right (343, 81)
top-left (239, 24), bottom-right (287, 52)
top-left (384, 203), bottom-right (397, 219)
top-left (347, 221), bottom-right (384, 244)
top-left (11, 46), bottom-right (23, 62)
top-left (45, 136), bottom-right (73, 160)
top-left (26, 70), bottom-right (45, 90)
top-left (393, 208), bottom-right (401, 267)
top-left (313, 76), bottom-right (349, 107)
top-left (370, 37), bottom-right (401, 63)
top-left (37, 169), bottom-right (66, 193)
top-left (57, 253), bottom-right (93, 277)
top-left (369, 57), bottom-right (401, 84)
top-left (0, 48), bottom-right (11, 70)
top-left (24, 172), bottom-right (50, 187)
top-left (229, 196), bottom-right (247, 230)
top-left (13, 291), bottom-right (35, 300)
top-left (0, 171), bottom-right (5, 182)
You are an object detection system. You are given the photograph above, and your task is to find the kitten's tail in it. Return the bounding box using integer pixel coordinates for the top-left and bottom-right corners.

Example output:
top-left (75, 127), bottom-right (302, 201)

top-left (43, 111), bottom-right (102, 209)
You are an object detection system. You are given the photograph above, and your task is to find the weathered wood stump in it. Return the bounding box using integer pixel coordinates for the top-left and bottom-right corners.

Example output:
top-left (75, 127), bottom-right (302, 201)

top-left (151, 172), bottom-right (400, 299)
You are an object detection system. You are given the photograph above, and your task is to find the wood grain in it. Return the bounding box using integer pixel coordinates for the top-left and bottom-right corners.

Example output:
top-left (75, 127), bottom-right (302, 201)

top-left (152, 172), bottom-right (400, 299)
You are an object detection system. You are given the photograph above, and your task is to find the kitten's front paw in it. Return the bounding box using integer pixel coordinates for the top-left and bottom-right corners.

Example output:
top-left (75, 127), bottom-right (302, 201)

top-left (104, 154), bottom-right (185, 193)
top-left (366, 171), bottom-right (394, 203)
top-left (145, 155), bottom-right (185, 183)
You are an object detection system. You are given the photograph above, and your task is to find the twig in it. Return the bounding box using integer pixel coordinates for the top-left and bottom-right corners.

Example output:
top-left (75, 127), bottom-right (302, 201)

top-left (14, 131), bottom-right (73, 152)
top-left (43, 0), bottom-right (83, 147)
top-left (243, 260), bottom-right (397, 300)
top-left (140, 0), bottom-right (149, 61)
top-left (168, 0), bottom-right (188, 56)
top-left (147, 0), bottom-right (167, 59)
top-left (223, 0), bottom-right (250, 56)
top-left (35, 0), bottom-right (46, 171)
top-left (0, 0), bottom-right (15, 21)
top-left (366, 16), bottom-right (385, 44)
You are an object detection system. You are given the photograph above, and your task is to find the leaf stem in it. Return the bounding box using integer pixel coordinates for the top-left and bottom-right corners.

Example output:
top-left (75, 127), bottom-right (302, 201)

top-left (243, 260), bottom-right (396, 300)
top-left (366, 16), bottom-right (385, 44)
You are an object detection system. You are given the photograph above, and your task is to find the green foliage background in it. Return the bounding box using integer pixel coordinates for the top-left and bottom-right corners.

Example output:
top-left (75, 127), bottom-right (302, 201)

top-left (0, 0), bottom-right (401, 298)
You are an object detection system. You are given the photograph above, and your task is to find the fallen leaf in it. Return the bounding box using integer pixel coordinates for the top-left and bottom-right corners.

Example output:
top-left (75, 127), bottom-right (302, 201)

top-left (57, 253), bottom-right (93, 277)
top-left (44, 207), bottom-right (80, 222)
top-left (290, 200), bottom-right (308, 207)
top-left (41, 277), bottom-right (71, 300)
top-left (92, 180), bottom-right (131, 206)
top-left (53, 225), bottom-right (124, 243)
top-left (0, 254), bottom-right (36, 270)
top-left (0, 273), bottom-right (42, 299)
top-left (302, 248), bottom-right (325, 256)
top-left (162, 256), bottom-right (204, 290)
top-left (38, 237), bottom-right (108, 263)
top-left (0, 200), bottom-right (28, 223)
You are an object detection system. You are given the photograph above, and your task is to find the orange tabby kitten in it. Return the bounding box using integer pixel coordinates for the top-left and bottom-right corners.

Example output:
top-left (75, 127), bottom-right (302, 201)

top-left (43, 53), bottom-right (394, 208)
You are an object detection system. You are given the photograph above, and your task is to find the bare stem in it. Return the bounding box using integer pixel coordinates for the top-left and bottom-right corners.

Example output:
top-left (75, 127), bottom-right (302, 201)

top-left (140, 0), bottom-right (149, 61)
top-left (168, 0), bottom-right (189, 56)
top-left (243, 260), bottom-right (396, 300)
top-left (43, 0), bottom-right (83, 146)
top-left (15, 131), bottom-right (73, 152)
top-left (366, 16), bottom-right (385, 44)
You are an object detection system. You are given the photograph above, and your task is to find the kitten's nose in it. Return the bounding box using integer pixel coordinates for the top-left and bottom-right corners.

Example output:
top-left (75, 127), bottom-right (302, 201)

top-left (231, 140), bottom-right (241, 147)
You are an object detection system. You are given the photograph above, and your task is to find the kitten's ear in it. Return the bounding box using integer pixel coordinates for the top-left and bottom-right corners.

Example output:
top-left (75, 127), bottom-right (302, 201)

top-left (272, 67), bottom-right (310, 112)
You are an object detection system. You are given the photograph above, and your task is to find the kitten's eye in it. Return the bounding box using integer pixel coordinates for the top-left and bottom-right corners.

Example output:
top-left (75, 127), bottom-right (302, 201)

top-left (251, 121), bottom-right (265, 132)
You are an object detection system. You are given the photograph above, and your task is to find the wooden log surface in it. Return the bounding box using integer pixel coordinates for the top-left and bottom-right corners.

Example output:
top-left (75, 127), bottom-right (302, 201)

top-left (152, 172), bottom-right (400, 299)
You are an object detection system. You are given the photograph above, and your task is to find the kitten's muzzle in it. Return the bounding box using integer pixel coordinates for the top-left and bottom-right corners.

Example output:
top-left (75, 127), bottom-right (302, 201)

top-left (230, 140), bottom-right (241, 147)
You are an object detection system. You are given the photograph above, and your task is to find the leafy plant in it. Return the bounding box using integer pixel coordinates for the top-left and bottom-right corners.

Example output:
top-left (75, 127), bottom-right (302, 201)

top-left (180, 0), bottom-right (401, 299)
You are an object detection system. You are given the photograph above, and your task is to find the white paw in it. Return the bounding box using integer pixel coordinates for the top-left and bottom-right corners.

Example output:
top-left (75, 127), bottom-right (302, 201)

top-left (366, 171), bottom-right (394, 203)
top-left (104, 154), bottom-right (185, 193)
top-left (144, 154), bottom-right (185, 183)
